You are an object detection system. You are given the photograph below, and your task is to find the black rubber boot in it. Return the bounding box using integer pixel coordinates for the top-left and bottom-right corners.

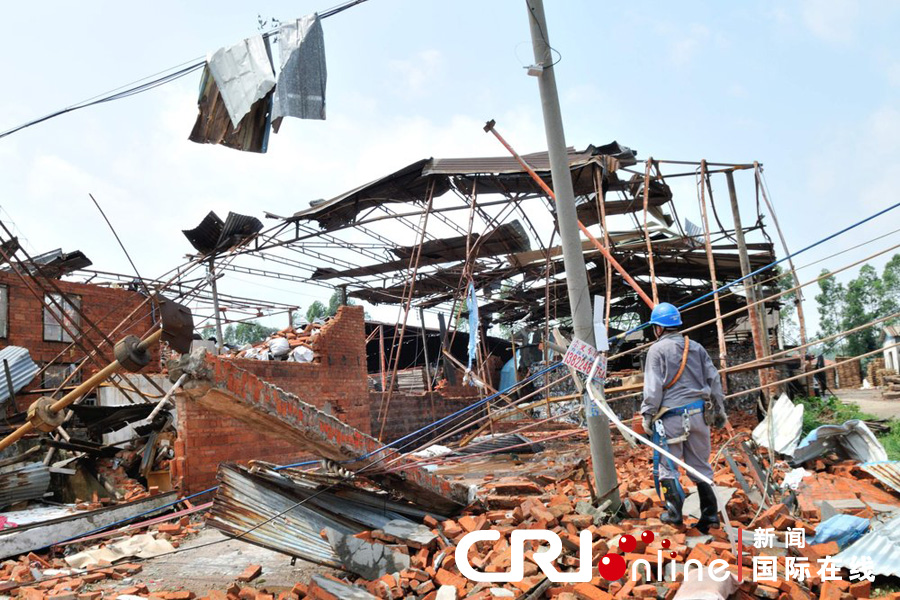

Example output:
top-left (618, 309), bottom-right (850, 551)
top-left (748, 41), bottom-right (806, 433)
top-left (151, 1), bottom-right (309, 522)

top-left (695, 481), bottom-right (720, 534)
top-left (658, 479), bottom-right (683, 526)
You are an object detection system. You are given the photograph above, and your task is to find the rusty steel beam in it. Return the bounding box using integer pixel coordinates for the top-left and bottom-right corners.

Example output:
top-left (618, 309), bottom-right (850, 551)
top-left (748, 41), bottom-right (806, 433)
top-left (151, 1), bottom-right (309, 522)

top-left (173, 351), bottom-right (470, 514)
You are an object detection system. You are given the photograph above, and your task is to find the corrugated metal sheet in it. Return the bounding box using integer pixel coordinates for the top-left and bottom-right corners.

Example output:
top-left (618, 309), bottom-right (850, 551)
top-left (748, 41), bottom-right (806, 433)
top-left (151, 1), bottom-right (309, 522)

top-left (182, 211), bottom-right (225, 255)
top-left (833, 513), bottom-right (900, 577)
top-left (423, 142), bottom-right (636, 176)
top-left (208, 464), bottom-right (423, 565)
top-left (0, 346), bottom-right (39, 405)
top-left (0, 461), bottom-right (50, 509)
top-left (861, 461), bottom-right (900, 495)
top-left (290, 143), bottom-right (636, 230)
top-left (423, 147), bottom-right (595, 176)
top-left (208, 463), bottom-right (350, 567)
top-left (885, 325), bottom-right (900, 339)
top-left (291, 159), bottom-right (449, 230)
top-left (182, 211), bottom-right (263, 256)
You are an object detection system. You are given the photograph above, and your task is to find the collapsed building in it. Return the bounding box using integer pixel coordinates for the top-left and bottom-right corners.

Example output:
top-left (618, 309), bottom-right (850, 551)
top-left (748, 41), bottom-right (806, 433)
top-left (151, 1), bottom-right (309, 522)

top-left (0, 141), bottom-right (893, 600)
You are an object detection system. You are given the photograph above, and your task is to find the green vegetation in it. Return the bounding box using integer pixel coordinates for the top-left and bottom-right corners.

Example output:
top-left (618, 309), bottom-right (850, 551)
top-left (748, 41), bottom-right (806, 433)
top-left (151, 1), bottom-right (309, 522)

top-left (301, 290), bottom-right (363, 324)
top-left (199, 321), bottom-right (277, 346)
top-left (797, 395), bottom-right (900, 460)
top-left (814, 254), bottom-right (900, 356)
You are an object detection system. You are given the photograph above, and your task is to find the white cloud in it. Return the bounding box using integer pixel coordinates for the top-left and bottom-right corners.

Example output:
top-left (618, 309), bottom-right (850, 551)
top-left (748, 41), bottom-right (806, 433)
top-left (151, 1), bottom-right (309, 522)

top-left (728, 83), bottom-right (748, 98)
top-left (388, 49), bottom-right (443, 96)
top-left (670, 24), bottom-right (710, 66)
top-left (886, 62), bottom-right (900, 87)
top-left (799, 0), bottom-right (859, 43)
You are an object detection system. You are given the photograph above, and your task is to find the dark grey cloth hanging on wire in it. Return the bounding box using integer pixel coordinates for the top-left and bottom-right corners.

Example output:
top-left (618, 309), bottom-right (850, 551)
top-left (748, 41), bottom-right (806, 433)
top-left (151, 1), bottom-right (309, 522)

top-left (272, 13), bottom-right (327, 125)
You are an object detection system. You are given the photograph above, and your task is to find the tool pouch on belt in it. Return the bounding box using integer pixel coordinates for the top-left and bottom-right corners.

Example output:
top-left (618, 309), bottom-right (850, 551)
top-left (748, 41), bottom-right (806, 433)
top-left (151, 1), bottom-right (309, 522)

top-left (702, 397), bottom-right (714, 426)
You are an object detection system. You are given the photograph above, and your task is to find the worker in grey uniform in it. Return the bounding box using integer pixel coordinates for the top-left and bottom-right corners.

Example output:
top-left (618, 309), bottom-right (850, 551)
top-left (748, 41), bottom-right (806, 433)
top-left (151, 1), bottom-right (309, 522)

top-left (640, 302), bottom-right (727, 533)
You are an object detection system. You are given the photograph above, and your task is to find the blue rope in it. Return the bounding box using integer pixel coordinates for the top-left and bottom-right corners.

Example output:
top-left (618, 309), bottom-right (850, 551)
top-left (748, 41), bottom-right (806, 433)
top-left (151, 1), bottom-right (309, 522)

top-left (48, 200), bottom-right (900, 547)
top-left (612, 199), bottom-right (900, 341)
top-left (278, 361), bottom-right (564, 468)
top-left (56, 485), bottom-right (219, 544)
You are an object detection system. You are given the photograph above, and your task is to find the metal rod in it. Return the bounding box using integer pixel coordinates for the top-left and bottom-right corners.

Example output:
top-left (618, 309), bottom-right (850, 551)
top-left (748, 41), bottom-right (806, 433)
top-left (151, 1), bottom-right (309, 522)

top-left (726, 169), bottom-right (772, 397)
top-left (642, 158), bottom-right (659, 303)
top-left (0, 329), bottom-right (163, 452)
top-left (698, 161), bottom-right (729, 392)
top-left (483, 119), bottom-right (653, 309)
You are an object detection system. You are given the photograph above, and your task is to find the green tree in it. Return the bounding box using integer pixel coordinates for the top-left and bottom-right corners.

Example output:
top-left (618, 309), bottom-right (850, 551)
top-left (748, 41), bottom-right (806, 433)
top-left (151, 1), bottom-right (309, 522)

top-left (842, 265), bottom-right (883, 356)
top-left (882, 254), bottom-right (900, 319)
top-left (774, 266), bottom-right (800, 346)
top-left (306, 300), bottom-right (328, 323)
top-left (814, 257), bottom-right (900, 356)
top-left (815, 269), bottom-right (847, 353)
top-left (304, 290), bottom-right (360, 323)
top-left (225, 321), bottom-right (278, 346)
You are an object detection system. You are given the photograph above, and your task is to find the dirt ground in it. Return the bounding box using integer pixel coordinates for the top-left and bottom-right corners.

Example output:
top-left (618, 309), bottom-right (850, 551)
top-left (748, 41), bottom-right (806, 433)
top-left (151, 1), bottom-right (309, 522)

top-left (107, 527), bottom-right (335, 594)
top-left (834, 387), bottom-right (900, 419)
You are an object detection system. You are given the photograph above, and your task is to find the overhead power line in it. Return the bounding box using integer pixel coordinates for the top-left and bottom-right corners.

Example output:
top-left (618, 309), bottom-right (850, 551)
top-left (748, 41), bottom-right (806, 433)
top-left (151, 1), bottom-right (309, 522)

top-left (0, 0), bottom-right (369, 141)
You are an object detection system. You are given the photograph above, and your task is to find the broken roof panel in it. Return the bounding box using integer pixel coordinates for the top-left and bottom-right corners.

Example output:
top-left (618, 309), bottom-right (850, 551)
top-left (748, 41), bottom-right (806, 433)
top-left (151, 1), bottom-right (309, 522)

top-left (290, 143), bottom-right (637, 230)
top-left (16, 248), bottom-right (93, 279)
top-left (833, 513), bottom-right (900, 577)
top-left (290, 159), bottom-right (448, 230)
top-left (182, 211), bottom-right (263, 256)
top-left (0, 346), bottom-right (39, 405)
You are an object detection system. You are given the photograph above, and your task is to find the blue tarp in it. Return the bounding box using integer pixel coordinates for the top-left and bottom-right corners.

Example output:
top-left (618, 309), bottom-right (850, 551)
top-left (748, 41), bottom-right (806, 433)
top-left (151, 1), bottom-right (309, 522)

top-left (499, 351), bottom-right (520, 393)
top-left (466, 281), bottom-right (479, 371)
top-left (809, 514), bottom-right (870, 549)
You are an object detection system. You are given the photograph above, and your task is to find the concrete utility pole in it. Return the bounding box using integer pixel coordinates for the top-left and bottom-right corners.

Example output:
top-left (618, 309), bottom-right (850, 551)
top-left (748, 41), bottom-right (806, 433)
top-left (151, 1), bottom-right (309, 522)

top-left (208, 259), bottom-right (224, 355)
top-left (526, 0), bottom-right (621, 510)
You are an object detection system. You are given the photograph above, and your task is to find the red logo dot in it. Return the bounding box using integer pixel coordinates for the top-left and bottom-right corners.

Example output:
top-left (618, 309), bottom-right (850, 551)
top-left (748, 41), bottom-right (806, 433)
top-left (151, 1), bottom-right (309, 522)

top-left (669, 551), bottom-right (677, 559)
top-left (598, 553), bottom-right (627, 581)
top-left (641, 530), bottom-right (655, 544)
top-left (661, 539), bottom-right (670, 549)
top-left (617, 534), bottom-right (636, 553)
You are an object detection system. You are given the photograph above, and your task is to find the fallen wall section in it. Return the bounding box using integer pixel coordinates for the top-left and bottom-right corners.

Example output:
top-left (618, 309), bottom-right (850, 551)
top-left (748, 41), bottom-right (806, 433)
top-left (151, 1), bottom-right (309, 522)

top-left (173, 345), bottom-right (470, 512)
top-left (172, 306), bottom-right (370, 493)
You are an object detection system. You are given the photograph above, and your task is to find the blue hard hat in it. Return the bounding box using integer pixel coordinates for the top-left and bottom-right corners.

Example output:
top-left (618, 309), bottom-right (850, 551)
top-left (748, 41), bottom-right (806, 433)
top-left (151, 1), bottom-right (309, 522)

top-left (650, 302), bottom-right (682, 327)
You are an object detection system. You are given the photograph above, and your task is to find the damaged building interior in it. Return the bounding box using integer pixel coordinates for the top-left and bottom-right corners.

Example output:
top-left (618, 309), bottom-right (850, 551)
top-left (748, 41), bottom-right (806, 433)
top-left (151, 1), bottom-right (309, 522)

top-left (4, 2), bottom-right (900, 600)
top-left (3, 129), bottom-right (900, 600)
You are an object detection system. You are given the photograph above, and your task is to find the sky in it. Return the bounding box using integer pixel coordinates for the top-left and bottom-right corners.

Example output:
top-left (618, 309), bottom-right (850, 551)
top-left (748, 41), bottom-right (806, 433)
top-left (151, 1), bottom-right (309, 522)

top-left (1, 0), bottom-right (899, 338)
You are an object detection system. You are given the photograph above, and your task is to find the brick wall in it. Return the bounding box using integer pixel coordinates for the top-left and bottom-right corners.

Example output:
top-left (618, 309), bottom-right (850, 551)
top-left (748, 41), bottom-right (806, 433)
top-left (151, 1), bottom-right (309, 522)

top-left (372, 386), bottom-right (483, 445)
top-left (173, 305), bottom-right (370, 493)
top-left (0, 271), bottom-right (158, 411)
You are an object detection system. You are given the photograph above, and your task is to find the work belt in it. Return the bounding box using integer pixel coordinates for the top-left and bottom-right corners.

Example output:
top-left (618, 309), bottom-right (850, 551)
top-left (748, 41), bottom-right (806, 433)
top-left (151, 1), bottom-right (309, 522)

top-left (651, 399), bottom-right (705, 501)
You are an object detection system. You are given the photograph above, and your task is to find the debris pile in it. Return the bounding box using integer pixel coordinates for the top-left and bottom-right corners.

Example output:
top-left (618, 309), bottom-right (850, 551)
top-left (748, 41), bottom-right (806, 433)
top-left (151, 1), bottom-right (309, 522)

top-left (225, 324), bottom-right (323, 362)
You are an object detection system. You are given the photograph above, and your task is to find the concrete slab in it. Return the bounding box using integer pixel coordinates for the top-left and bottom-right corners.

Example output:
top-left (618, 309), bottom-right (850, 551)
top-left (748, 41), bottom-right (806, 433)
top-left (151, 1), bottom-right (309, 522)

top-left (325, 528), bottom-right (409, 580)
top-left (381, 519), bottom-right (437, 548)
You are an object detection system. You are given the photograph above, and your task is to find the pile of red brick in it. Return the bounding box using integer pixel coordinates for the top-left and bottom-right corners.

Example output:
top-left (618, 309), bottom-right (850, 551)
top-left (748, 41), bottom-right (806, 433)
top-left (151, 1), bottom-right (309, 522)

top-left (92, 457), bottom-right (153, 505)
top-left (6, 414), bottom-right (900, 600)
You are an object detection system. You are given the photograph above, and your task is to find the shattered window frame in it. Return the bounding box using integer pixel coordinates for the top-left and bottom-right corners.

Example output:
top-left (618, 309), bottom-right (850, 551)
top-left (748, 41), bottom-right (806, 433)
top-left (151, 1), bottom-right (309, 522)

top-left (43, 293), bottom-right (82, 343)
top-left (0, 284), bottom-right (7, 338)
top-left (41, 362), bottom-right (80, 389)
